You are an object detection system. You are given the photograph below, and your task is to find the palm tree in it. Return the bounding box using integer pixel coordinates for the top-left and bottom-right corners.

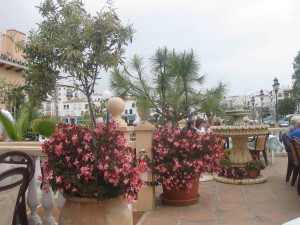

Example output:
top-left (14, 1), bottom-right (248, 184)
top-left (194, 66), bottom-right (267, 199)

top-left (0, 107), bottom-right (30, 141)
top-left (110, 47), bottom-right (227, 127)
top-left (0, 100), bottom-right (57, 141)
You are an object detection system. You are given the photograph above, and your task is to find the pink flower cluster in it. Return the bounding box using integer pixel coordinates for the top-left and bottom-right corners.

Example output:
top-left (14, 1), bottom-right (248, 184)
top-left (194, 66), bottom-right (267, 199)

top-left (151, 126), bottom-right (225, 192)
top-left (41, 121), bottom-right (149, 202)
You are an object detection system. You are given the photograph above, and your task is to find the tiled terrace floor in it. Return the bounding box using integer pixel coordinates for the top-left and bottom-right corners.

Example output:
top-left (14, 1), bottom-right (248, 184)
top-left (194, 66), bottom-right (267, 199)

top-left (137, 156), bottom-right (300, 225)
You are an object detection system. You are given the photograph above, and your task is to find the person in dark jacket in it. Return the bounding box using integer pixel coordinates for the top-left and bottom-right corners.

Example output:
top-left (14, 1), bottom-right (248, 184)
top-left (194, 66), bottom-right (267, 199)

top-left (181, 120), bottom-right (197, 132)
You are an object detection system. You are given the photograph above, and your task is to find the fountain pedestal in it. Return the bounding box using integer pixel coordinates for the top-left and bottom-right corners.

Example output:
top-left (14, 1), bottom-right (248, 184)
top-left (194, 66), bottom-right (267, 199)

top-left (212, 109), bottom-right (269, 184)
top-left (230, 135), bottom-right (252, 166)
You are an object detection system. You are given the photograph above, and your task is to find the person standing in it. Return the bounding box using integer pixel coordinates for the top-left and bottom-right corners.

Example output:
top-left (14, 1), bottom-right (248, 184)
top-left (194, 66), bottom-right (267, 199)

top-left (195, 118), bottom-right (206, 135)
top-left (181, 120), bottom-right (197, 132)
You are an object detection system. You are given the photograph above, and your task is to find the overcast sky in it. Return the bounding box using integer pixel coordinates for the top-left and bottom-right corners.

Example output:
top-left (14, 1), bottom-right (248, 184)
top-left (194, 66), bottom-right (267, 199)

top-left (1, 0), bottom-right (300, 96)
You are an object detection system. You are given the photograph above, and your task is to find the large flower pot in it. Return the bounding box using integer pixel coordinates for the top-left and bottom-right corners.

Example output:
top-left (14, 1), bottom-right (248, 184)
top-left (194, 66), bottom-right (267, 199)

top-left (160, 176), bottom-right (200, 206)
top-left (59, 196), bottom-right (131, 225)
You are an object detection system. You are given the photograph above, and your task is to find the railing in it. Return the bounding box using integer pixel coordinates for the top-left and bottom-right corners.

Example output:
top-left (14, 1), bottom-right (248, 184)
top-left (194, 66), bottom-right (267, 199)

top-left (268, 127), bottom-right (285, 140)
top-left (0, 124), bottom-right (154, 224)
top-left (0, 142), bottom-right (61, 225)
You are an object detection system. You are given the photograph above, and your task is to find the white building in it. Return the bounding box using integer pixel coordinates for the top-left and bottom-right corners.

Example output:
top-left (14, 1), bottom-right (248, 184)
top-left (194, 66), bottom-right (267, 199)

top-left (122, 96), bottom-right (138, 125)
top-left (222, 85), bottom-right (293, 121)
top-left (43, 82), bottom-right (139, 125)
top-left (43, 82), bottom-right (85, 117)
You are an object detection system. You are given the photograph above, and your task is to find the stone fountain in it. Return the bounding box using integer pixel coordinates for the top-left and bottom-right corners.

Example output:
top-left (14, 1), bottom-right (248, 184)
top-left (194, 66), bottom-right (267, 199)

top-left (212, 109), bottom-right (269, 184)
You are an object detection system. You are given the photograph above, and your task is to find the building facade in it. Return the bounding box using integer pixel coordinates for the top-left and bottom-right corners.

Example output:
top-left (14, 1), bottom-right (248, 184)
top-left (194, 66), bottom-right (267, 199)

top-left (0, 29), bottom-right (27, 109)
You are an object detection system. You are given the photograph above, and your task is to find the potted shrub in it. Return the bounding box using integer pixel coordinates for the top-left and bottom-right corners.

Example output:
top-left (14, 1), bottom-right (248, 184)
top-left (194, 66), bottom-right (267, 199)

top-left (150, 125), bottom-right (225, 206)
top-left (136, 96), bottom-right (152, 124)
top-left (18, 0), bottom-right (141, 224)
top-left (245, 160), bottom-right (265, 179)
top-left (41, 120), bottom-right (149, 224)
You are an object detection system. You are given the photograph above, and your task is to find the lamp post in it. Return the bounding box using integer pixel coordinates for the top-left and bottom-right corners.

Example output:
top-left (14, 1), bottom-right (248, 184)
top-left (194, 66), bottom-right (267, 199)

top-left (272, 77), bottom-right (280, 127)
top-left (102, 90), bottom-right (112, 124)
top-left (259, 89), bottom-right (264, 123)
top-left (247, 101), bottom-right (250, 109)
top-left (244, 89), bottom-right (252, 108)
top-left (251, 96), bottom-right (255, 123)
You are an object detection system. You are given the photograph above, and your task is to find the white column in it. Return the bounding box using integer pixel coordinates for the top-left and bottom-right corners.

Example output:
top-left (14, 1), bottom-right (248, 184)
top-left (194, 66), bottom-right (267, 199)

top-left (28, 157), bottom-right (42, 225)
top-left (42, 185), bottom-right (56, 225)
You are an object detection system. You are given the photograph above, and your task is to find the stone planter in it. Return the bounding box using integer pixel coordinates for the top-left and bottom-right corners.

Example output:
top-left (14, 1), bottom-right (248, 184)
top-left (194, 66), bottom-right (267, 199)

top-left (59, 195), bottom-right (131, 225)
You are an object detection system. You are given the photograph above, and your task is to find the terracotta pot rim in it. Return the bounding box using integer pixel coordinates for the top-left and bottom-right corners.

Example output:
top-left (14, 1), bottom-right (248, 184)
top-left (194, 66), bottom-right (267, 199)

top-left (160, 193), bottom-right (199, 206)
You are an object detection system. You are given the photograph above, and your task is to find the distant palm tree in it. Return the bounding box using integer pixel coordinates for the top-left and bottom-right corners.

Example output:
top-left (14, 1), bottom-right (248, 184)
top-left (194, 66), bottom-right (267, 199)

top-left (110, 47), bottom-right (227, 127)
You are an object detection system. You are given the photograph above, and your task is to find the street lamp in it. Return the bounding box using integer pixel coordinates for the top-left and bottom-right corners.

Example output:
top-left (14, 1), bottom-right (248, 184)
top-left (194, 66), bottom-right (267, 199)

top-left (259, 89), bottom-right (264, 123)
top-left (244, 89), bottom-right (252, 108)
top-left (102, 90), bottom-right (112, 123)
top-left (272, 77), bottom-right (280, 126)
top-left (251, 96), bottom-right (255, 122)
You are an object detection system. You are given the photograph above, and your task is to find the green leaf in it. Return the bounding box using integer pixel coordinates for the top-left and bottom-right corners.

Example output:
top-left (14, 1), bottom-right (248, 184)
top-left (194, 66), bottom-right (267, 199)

top-left (31, 118), bottom-right (57, 138)
top-left (0, 111), bottom-right (18, 141)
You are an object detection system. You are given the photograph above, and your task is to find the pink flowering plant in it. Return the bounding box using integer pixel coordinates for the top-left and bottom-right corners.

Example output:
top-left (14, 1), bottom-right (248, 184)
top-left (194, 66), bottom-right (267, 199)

top-left (219, 149), bottom-right (245, 179)
top-left (41, 120), bottom-right (149, 202)
top-left (151, 126), bottom-right (225, 191)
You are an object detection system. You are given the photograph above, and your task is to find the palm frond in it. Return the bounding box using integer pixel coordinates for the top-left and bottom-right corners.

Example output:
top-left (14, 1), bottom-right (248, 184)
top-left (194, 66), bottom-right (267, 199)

top-left (14, 109), bottom-right (30, 141)
top-left (31, 118), bottom-right (57, 138)
top-left (0, 111), bottom-right (18, 141)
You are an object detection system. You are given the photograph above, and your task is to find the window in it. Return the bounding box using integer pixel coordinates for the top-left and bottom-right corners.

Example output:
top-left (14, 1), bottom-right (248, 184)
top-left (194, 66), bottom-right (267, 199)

top-left (63, 105), bottom-right (69, 110)
top-left (278, 93), bottom-right (282, 98)
top-left (125, 109), bottom-right (128, 114)
top-left (132, 103), bottom-right (135, 107)
top-left (129, 109), bottom-right (132, 114)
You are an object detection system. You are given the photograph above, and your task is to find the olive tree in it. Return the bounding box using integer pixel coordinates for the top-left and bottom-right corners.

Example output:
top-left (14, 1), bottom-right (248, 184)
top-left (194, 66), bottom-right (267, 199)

top-left (22, 0), bottom-right (134, 128)
top-left (110, 47), bottom-right (227, 127)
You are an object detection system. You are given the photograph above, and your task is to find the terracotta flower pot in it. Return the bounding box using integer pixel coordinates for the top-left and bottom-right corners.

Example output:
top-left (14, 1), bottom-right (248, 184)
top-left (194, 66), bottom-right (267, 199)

top-left (247, 169), bottom-right (259, 179)
top-left (160, 176), bottom-right (200, 206)
top-left (59, 195), bottom-right (131, 225)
